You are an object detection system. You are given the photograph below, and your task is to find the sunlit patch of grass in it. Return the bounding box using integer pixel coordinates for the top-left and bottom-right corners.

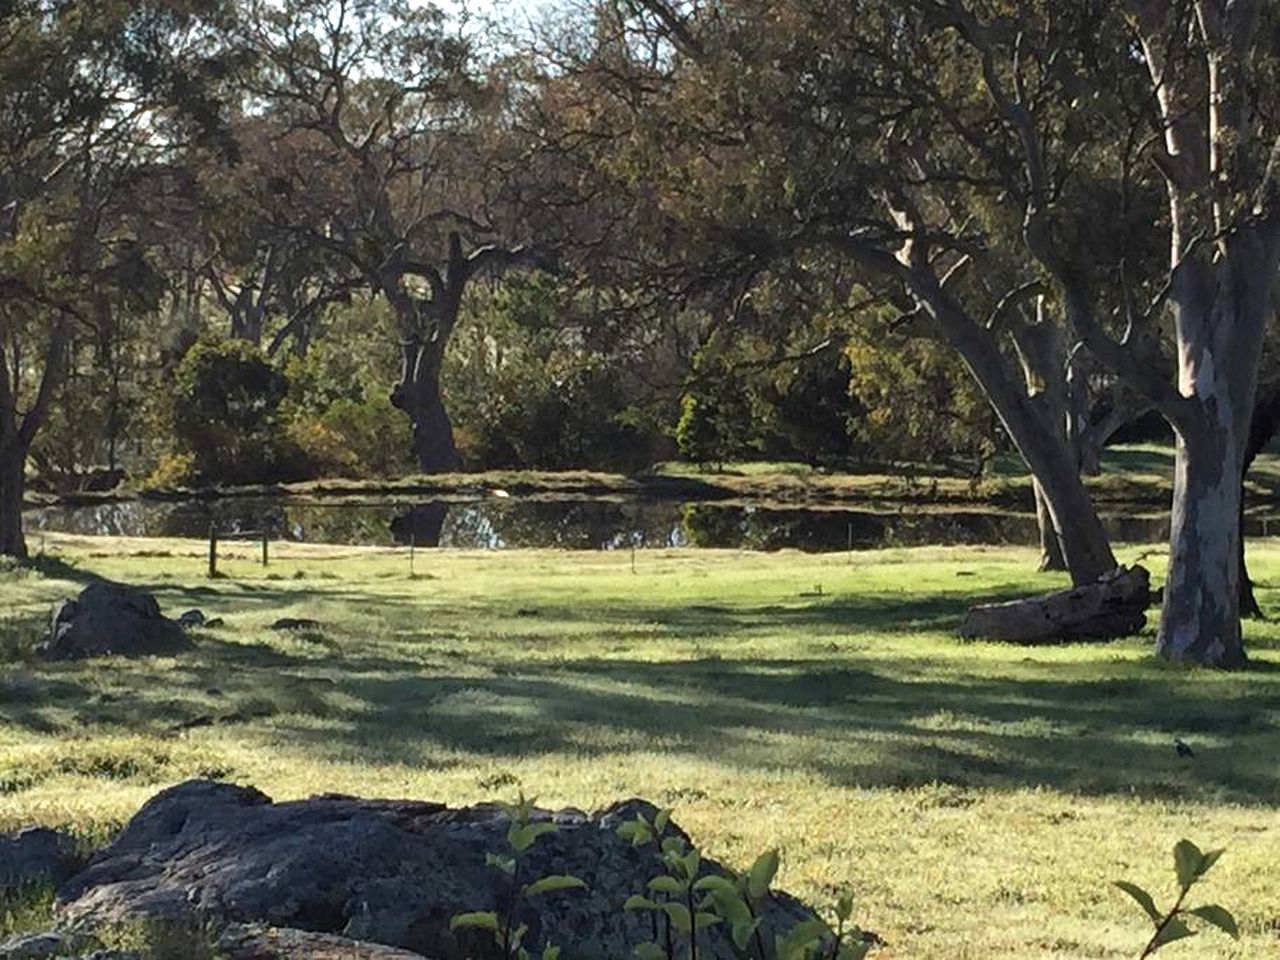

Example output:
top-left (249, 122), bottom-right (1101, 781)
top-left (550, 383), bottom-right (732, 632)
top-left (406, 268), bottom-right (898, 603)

top-left (0, 534), bottom-right (1278, 957)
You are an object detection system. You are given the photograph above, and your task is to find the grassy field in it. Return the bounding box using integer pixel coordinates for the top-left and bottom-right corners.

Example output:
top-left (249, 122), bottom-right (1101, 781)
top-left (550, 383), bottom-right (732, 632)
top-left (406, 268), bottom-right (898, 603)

top-left (1, 534), bottom-right (1279, 959)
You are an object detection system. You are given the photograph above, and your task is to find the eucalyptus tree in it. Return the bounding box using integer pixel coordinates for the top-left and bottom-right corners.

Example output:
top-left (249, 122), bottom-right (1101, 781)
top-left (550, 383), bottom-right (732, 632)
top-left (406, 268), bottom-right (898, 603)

top-left (0, 0), bottom-right (237, 558)
top-left (238, 0), bottom-right (547, 473)
top-left (544, 0), bottom-right (1124, 585)
top-left (596, 0), bottom-right (1279, 665)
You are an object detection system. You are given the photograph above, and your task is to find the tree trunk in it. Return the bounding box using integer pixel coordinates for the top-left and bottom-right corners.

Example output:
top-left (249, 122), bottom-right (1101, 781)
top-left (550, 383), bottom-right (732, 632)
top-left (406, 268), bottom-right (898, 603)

top-left (1154, 244), bottom-right (1272, 669)
top-left (959, 565), bottom-right (1149, 642)
top-left (0, 441), bottom-right (28, 559)
top-left (391, 343), bottom-right (461, 475)
top-left (1236, 384), bottom-right (1280, 619)
top-left (1157, 425), bottom-right (1247, 667)
top-left (919, 278), bottom-right (1117, 585)
top-left (1033, 480), bottom-right (1066, 572)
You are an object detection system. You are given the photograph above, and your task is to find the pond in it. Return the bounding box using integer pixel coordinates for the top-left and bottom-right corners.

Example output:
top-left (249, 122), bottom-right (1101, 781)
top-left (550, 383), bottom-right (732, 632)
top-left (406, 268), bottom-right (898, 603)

top-left (20, 494), bottom-right (1226, 552)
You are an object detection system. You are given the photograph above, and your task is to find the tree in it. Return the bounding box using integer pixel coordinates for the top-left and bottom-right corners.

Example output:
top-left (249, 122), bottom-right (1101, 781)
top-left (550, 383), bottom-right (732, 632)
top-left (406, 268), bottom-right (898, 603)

top-left (0, 0), bottom-right (236, 557)
top-left (919, 0), bottom-right (1280, 666)
top-left (238, 0), bottom-right (546, 473)
top-left (543, 0), bottom-right (1122, 586)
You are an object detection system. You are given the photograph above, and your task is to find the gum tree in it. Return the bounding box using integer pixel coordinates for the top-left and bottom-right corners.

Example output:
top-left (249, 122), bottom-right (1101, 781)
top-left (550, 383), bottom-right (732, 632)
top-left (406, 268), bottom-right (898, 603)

top-left (0, 0), bottom-right (235, 557)
top-left (239, 0), bottom-right (546, 472)
top-left (546, 0), bottom-right (1125, 585)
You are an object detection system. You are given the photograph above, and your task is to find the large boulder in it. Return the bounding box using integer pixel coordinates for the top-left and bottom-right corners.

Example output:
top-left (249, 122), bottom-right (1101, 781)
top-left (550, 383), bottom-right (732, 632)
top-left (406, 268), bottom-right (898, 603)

top-left (0, 827), bottom-right (83, 892)
top-left (39, 582), bottom-right (191, 660)
top-left (56, 781), bottom-right (816, 959)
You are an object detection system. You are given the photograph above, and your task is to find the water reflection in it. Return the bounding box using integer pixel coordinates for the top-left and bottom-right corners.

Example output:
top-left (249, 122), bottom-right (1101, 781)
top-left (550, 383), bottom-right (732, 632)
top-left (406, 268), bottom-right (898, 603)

top-left (21, 495), bottom-right (1245, 552)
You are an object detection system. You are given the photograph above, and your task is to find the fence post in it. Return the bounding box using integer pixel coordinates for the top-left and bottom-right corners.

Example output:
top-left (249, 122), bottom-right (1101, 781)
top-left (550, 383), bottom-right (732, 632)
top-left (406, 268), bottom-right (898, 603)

top-left (207, 523), bottom-right (218, 579)
top-left (261, 528), bottom-right (269, 567)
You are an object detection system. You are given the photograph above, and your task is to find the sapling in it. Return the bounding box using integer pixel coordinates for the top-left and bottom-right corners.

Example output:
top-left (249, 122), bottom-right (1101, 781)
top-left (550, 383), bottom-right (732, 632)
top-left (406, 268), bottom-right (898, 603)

top-left (1114, 839), bottom-right (1239, 958)
top-left (451, 793), bottom-right (584, 960)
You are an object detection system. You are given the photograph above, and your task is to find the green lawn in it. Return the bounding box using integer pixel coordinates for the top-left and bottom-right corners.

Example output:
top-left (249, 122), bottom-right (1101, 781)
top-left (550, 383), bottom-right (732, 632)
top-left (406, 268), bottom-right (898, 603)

top-left (2, 535), bottom-right (1279, 959)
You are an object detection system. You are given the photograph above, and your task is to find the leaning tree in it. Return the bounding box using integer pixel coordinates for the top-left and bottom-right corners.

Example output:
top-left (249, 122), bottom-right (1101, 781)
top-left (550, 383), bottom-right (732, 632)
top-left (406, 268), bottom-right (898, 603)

top-left (543, 0), bottom-right (1129, 586)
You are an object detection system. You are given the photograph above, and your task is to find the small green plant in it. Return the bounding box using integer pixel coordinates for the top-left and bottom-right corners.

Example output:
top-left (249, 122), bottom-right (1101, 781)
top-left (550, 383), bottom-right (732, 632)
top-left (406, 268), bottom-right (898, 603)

top-left (450, 793), bottom-right (584, 960)
top-left (619, 809), bottom-right (872, 960)
top-left (1115, 839), bottom-right (1239, 957)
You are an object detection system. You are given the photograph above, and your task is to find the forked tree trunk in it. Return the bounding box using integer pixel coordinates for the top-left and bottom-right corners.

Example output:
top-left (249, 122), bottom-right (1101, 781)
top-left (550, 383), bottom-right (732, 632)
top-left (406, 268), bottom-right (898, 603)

top-left (0, 441), bottom-right (28, 559)
top-left (918, 278), bottom-right (1117, 585)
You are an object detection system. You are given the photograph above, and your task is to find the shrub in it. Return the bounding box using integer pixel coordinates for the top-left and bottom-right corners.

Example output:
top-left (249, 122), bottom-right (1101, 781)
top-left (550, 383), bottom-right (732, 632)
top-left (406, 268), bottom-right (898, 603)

top-left (168, 339), bottom-right (296, 485)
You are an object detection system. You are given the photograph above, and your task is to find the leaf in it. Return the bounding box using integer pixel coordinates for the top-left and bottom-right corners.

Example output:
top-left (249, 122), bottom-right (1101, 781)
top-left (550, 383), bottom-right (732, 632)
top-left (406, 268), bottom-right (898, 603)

top-left (662, 902), bottom-right (693, 935)
top-left (1114, 881), bottom-right (1162, 923)
top-left (486, 853), bottom-right (516, 875)
top-left (1173, 839), bottom-right (1204, 889)
top-left (633, 944), bottom-right (667, 960)
top-left (624, 895), bottom-right (659, 912)
top-left (648, 875), bottom-right (687, 895)
top-left (837, 943), bottom-right (871, 960)
top-left (654, 809), bottom-right (671, 834)
top-left (732, 918), bottom-right (763, 951)
top-left (835, 891), bottom-right (854, 924)
top-left (661, 836), bottom-right (686, 857)
top-left (1149, 916), bottom-right (1195, 950)
top-left (704, 889), bottom-right (752, 926)
top-left (542, 947), bottom-right (561, 960)
top-left (1188, 904), bottom-right (1239, 939)
top-left (449, 911), bottom-right (499, 932)
top-left (1197, 848), bottom-right (1225, 876)
top-left (776, 918), bottom-right (831, 958)
top-left (510, 821), bottom-right (558, 853)
top-left (525, 875), bottom-right (587, 897)
top-left (748, 849), bottom-right (780, 900)
top-left (693, 875), bottom-right (739, 898)
top-left (693, 911), bottom-right (720, 931)
top-left (617, 821), bottom-right (654, 846)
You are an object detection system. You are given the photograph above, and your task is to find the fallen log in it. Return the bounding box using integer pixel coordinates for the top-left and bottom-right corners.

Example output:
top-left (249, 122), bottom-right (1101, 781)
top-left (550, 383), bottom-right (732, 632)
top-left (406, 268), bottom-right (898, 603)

top-left (958, 565), bottom-right (1150, 643)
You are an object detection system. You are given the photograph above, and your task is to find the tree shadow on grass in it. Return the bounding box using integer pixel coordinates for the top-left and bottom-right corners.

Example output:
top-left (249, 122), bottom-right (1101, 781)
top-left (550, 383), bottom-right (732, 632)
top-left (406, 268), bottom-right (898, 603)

top-left (5, 573), bottom-right (1279, 807)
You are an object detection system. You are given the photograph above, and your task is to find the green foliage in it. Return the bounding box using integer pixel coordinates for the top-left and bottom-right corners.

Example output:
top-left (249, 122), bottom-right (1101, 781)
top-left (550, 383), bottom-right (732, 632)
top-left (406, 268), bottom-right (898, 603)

top-left (169, 339), bottom-right (296, 485)
top-left (450, 792), bottom-right (582, 960)
top-left (619, 809), bottom-right (872, 960)
top-left (676, 349), bottom-right (757, 468)
top-left (447, 277), bottom-right (670, 471)
top-left (1115, 839), bottom-right (1239, 957)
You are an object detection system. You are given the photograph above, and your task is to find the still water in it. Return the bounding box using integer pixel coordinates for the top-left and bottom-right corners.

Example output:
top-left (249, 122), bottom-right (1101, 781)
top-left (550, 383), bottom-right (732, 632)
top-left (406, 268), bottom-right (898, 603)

top-left (21, 495), bottom-right (1202, 552)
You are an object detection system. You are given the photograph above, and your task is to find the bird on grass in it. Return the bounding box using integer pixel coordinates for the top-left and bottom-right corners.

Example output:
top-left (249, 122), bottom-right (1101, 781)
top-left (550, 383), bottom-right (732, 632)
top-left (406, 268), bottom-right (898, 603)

top-left (1174, 737), bottom-right (1195, 758)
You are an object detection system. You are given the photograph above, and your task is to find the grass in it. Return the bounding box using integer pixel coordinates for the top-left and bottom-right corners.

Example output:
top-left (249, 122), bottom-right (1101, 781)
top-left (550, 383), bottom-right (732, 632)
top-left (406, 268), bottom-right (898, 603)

top-left (1, 534), bottom-right (1279, 959)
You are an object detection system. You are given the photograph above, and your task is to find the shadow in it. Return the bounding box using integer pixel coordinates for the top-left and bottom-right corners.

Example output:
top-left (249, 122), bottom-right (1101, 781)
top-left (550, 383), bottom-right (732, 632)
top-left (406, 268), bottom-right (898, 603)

top-left (4, 569), bottom-right (1279, 808)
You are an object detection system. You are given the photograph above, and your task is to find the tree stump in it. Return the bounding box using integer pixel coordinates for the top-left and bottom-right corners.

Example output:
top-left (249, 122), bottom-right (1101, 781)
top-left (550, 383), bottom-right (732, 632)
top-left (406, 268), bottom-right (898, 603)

top-left (958, 565), bottom-right (1150, 643)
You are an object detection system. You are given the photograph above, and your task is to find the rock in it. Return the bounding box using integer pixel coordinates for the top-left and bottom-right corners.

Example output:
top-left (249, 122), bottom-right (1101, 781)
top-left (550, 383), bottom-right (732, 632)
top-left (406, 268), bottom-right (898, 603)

top-left (204, 617), bottom-right (225, 628)
top-left (38, 583), bottom-right (191, 661)
top-left (176, 610), bottom-right (206, 628)
top-left (217, 925), bottom-right (431, 959)
top-left (958, 565), bottom-right (1151, 643)
top-left (0, 929), bottom-right (129, 960)
top-left (57, 781), bottom-right (815, 960)
top-left (0, 827), bottom-right (83, 892)
top-left (269, 618), bottom-right (319, 631)
top-left (0, 930), bottom-right (77, 960)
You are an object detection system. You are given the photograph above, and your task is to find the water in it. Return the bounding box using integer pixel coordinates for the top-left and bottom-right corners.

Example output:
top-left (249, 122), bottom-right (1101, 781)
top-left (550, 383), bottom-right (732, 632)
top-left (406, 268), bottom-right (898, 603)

top-left (21, 494), bottom-right (1215, 552)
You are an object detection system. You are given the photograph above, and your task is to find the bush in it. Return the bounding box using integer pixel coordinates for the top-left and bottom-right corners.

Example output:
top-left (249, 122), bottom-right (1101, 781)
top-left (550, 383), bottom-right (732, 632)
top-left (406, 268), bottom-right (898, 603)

top-left (168, 339), bottom-right (297, 485)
